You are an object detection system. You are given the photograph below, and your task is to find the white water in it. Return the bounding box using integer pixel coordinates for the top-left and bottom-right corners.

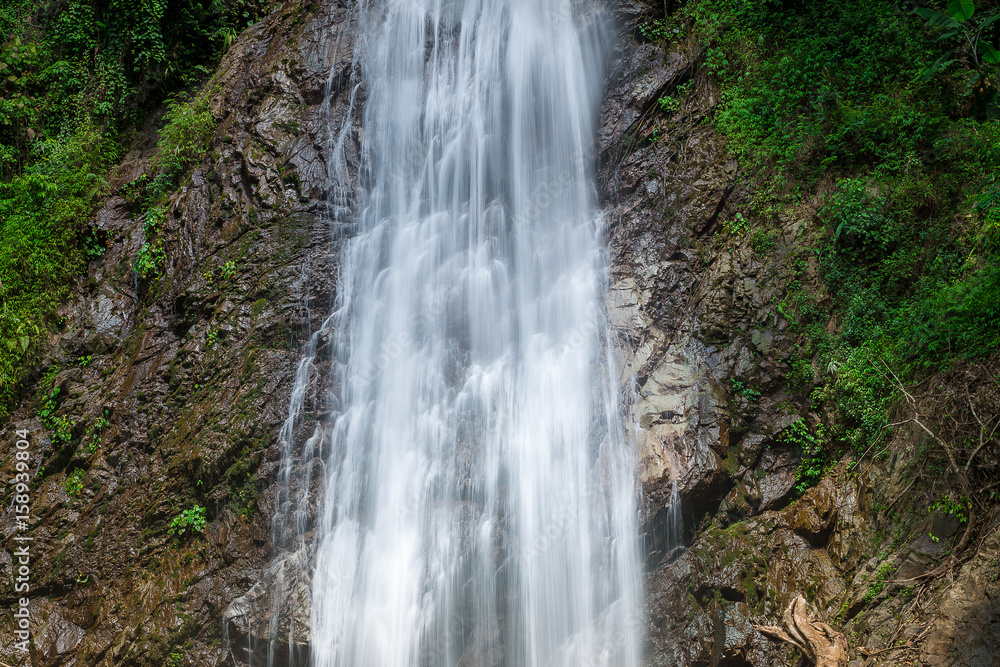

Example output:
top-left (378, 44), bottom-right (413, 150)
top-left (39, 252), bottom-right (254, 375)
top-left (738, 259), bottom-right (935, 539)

top-left (279, 1), bottom-right (642, 665)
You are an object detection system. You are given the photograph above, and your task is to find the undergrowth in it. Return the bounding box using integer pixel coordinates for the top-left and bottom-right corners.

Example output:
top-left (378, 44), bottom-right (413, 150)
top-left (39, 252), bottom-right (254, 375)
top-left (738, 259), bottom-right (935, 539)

top-left (673, 0), bottom-right (1000, 491)
top-left (0, 0), bottom-right (227, 417)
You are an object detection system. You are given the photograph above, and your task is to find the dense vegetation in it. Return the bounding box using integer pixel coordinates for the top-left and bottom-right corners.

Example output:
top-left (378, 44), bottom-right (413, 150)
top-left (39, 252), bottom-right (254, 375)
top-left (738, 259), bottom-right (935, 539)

top-left (658, 0), bottom-right (1000, 507)
top-left (0, 0), bottom-right (266, 415)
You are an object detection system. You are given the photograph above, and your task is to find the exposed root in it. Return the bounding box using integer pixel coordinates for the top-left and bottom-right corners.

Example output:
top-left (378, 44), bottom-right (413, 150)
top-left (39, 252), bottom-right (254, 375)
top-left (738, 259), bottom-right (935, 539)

top-left (754, 596), bottom-right (849, 667)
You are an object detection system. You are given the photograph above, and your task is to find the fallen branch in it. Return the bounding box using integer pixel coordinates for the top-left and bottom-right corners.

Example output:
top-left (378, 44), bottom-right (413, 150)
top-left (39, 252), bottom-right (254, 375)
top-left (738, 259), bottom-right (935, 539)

top-left (753, 595), bottom-right (849, 667)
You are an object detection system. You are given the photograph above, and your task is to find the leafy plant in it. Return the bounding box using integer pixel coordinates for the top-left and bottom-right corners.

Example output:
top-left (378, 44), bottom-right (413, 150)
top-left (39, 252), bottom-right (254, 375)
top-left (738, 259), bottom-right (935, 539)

top-left (168, 506), bottom-right (208, 538)
top-left (862, 561), bottom-right (896, 603)
top-left (658, 95), bottom-right (681, 114)
top-left (0, 125), bottom-right (114, 416)
top-left (219, 260), bottom-right (236, 281)
top-left (38, 387), bottom-right (76, 444)
top-left (723, 212), bottom-right (750, 235)
top-left (930, 494), bottom-right (970, 523)
top-left (638, 18), bottom-right (669, 42)
top-left (914, 0), bottom-right (1000, 118)
top-left (750, 229), bottom-right (776, 253)
top-left (915, 0), bottom-right (1000, 70)
top-left (84, 411), bottom-right (110, 453)
top-left (136, 206), bottom-right (166, 279)
top-left (778, 418), bottom-right (829, 496)
top-left (730, 378), bottom-right (761, 401)
top-left (38, 387), bottom-right (60, 423)
top-left (65, 468), bottom-right (85, 496)
top-left (152, 91), bottom-right (216, 185)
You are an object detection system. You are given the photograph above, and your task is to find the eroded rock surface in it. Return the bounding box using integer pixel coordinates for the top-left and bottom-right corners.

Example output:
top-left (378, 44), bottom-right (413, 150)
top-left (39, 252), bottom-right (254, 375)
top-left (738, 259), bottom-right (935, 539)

top-left (599, 8), bottom-right (1000, 667)
top-left (0, 1), bottom-right (357, 664)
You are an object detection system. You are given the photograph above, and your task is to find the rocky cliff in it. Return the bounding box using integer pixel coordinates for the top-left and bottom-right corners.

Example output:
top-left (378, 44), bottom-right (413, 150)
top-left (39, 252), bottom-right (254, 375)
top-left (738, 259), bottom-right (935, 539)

top-left (1, 1), bottom-right (998, 666)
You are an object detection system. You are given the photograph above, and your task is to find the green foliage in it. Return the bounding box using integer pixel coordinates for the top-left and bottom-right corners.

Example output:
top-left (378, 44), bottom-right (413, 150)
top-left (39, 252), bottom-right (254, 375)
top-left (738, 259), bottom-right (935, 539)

top-left (0, 124), bottom-right (114, 414)
top-left (136, 206), bottom-right (166, 279)
top-left (778, 418), bottom-right (829, 496)
top-left (168, 505), bottom-right (207, 538)
top-left (862, 561), bottom-right (896, 603)
top-left (829, 346), bottom-right (897, 453)
top-left (685, 0), bottom-right (1000, 462)
top-left (658, 94), bottom-right (681, 114)
top-left (658, 82), bottom-right (692, 115)
top-left (931, 494), bottom-right (971, 522)
top-left (638, 18), bottom-right (670, 43)
top-left (730, 378), bottom-right (761, 401)
top-left (37, 386), bottom-right (60, 422)
top-left (750, 229), bottom-right (776, 254)
top-left (0, 0), bottom-right (264, 177)
top-left (65, 467), bottom-right (84, 495)
top-left (907, 261), bottom-right (1000, 360)
top-left (152, 92), bottom-right (216, 186)
top-left (914, 0), bottom-right (1000, 111)
top-left (688, 0), bottom-right (952, 178)
top-left (135, 91), bottom-right (216, 280)
top-left (723, 212), bottom-right (749, 235)
top-left (38, 386), bottom-right (76, 444)
top-left (219, 260), bottom-right (236, 281)
top-left (0, 0), bottom-right (245, 416)
top-left (84, 411), bottom-right (110, 453)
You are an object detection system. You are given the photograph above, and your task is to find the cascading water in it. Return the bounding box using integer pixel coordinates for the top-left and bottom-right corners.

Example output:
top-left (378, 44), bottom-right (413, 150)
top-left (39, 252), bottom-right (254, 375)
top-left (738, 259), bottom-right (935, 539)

top-left (272, 1), bottom-right (642, 665)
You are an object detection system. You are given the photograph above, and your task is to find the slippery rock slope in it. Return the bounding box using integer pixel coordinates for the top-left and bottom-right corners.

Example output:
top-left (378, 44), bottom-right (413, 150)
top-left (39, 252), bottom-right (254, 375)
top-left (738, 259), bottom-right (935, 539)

top-left (0, 1), bottom-right (357, 664)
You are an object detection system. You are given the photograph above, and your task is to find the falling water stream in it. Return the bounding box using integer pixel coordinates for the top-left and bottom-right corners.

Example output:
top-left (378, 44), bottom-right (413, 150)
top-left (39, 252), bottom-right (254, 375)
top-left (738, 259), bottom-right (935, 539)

top-left (271, 1), bottom-right (642, 665)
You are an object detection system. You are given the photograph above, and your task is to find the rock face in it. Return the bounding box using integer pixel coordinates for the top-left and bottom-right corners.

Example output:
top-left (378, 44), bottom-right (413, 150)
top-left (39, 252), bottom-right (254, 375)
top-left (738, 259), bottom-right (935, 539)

top-left (598, 17), bottom-right (809, 562)
top-left (596, 6), bottom-right (1000, 667)
top-left (0, 1), bottom-right (997, 666)
top-left (0, 1), bottom-right (357, 664)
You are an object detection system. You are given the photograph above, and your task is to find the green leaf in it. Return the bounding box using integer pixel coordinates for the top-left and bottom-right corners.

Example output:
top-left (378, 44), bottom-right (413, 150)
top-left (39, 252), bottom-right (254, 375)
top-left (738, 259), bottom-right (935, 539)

top-left (980, 42), bottom-right (1000, 64)
top-left (916, 7), bottom-right (962, 27)
top-left (948, 0), bottom-right (975, 22)
top-left (937, 29), bottom-right (961, 41)
top-left (916, 55), bottom-right (957, 81)
top-left (977, 14), bottom-right (1000, 38)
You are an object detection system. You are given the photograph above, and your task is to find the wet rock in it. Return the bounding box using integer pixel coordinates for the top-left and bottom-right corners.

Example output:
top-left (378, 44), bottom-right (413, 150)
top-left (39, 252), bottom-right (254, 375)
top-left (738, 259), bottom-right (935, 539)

top-left (224, 551), bottom-right (312, 666)
top-left (642, 467), bottom-right (868, 666)
top-left (31, 599), bottom-right (87, 660)
top-left (0, 0), bottom-right (358, 665)
top-left (782, 477), bottom-right (838, 547)
top-left (755, 447), bottom-right (797, 511)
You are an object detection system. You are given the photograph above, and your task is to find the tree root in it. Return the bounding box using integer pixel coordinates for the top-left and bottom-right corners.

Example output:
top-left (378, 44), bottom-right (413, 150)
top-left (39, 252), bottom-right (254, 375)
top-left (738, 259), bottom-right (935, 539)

top-left (753, 596), bottom-right (849, 667)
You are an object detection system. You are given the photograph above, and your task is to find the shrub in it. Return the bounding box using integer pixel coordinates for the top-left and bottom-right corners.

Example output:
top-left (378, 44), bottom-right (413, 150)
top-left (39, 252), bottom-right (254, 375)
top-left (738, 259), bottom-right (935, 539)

top-left (0, 125), bottom-right (114, 414)
top-left (168, 506), bottom-right (208, 538)
top-left (778, 418), bottom-right (829, 496)
top-left (152, 92), bottom-right (217, 187)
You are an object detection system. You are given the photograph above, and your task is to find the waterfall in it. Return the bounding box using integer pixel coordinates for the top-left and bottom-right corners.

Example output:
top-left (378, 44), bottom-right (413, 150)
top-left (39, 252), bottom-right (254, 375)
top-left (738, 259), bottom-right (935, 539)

top-left (273, 1), bottom-right (642, 665)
